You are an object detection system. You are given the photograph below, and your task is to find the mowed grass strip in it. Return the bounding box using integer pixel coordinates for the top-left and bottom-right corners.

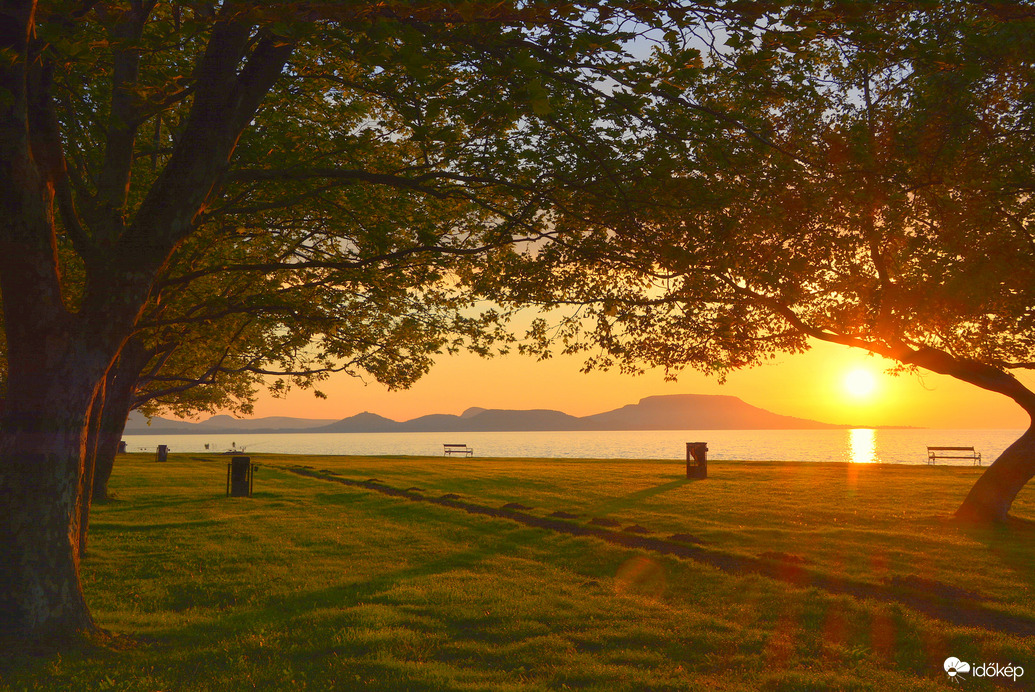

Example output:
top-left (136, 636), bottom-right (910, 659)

top-left (290, 455), bottom-right (1035, 618)
top-left (1, 453), bottom-right (1032, 691)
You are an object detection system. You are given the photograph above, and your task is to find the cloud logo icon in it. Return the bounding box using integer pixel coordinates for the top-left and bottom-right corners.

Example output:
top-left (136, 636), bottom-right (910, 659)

top-left (945, 657), bottom-right (971, 680)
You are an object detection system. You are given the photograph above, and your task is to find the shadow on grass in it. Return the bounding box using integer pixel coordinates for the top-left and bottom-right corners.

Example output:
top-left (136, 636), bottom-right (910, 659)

top-left (588, 477), bottom-right (695, 515)
top-left (313, 492), bottom-right (361, 506)
top-left (0, 627), bottom-right (141, 659)
top-left (91, 519), bottom-right (229, 533)
top-left (98, 495), bottom-right (228, 514)
top-left (291, 467), bottom-right (1035, 639)
top-left (962, 516), bottom-right (1035, 593)
top-left (158, 492), bottom-right (553, 634)
top-left (0, 504), bottom-right (546, 687)
top-left (133, 524), bottom-right (555, 689)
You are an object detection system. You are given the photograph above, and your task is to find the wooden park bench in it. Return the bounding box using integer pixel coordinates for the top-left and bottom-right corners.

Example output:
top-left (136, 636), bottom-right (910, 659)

top-left (927, 446), bottom-right (982, 466)
top-left (443, 443), bottom-right (473, 457)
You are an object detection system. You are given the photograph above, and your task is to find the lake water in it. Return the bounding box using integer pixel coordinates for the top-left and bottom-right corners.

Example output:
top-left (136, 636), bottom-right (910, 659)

top-left (122, 428), bottom-right (1025, 466)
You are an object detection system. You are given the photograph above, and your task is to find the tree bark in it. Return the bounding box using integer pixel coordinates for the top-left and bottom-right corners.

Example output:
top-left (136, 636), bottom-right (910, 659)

top-left (773, 327), bottom-right (1035, 522)
top-left (0, 7), bottom-right (294, 642)
top-left (956, 422), bottom-right (1035, 522)
top-left (0, 2), bottom-right (103, 636)
top-left (78, 388), bottom-right (104, 557)
top-left (0, 342), bottom-right (108, 639)
top-left (895, 349), bottom-right (1035, 523)
top-left (92, 338), bottom-right (151, 504)
top-left (91, 401), bottom-right (129, 505)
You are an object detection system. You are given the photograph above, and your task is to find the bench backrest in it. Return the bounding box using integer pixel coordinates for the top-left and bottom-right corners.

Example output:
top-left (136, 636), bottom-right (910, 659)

top-left (927, 446), bottom-right (976, 452)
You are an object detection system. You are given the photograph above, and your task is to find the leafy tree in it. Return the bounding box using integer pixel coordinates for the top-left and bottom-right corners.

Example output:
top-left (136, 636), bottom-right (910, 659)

top-left (4, 0), bottom-right (753, 641)
top-left (86, 223), bottom-right (507, 508)
top-left (488, 2), bottom-right (1035, 522)
top-left (0, 0), bottom-right (692, 641)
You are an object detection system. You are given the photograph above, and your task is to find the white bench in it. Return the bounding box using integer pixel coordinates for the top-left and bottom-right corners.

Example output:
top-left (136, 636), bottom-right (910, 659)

top-left (443, 444), bottom-right (473, 457)
top-left (927, 446), bottom-right (982, 465)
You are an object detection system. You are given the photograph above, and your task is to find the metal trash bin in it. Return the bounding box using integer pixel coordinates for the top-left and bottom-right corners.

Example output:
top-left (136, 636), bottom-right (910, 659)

top-left (155, 444), bottom-right (168, 462)
top-left (686, 442), bottom-right (708, 479)
top-left (226, 456), bottom-right (254, 497)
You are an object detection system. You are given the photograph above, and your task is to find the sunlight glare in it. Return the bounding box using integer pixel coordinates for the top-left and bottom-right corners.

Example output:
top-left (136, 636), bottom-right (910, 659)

top-left (849, 428), bottom-right (877, 464)
top-left (844, 369), bottom-right (877, 399)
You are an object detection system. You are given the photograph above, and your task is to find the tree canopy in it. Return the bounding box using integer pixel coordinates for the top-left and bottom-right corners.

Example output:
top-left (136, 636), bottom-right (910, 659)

top-left (486, 2), bottom-right (1035, 521)
top-left (8, 0), bottom-right (1032, 647)
top-left (0, 0), bottom-right (714, 641)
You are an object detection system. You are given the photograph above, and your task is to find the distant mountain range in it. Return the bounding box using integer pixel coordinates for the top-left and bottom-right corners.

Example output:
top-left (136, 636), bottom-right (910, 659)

top-left (124, 394), bottom-right (853, 434)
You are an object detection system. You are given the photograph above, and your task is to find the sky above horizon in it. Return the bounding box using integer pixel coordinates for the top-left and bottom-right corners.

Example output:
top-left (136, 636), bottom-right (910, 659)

top-left (222, 337), bottom-right (1031, 429)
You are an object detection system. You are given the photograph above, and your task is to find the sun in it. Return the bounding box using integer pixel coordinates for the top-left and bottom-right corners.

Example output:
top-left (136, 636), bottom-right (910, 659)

top-left (843, 368), bottom-right (877, 399)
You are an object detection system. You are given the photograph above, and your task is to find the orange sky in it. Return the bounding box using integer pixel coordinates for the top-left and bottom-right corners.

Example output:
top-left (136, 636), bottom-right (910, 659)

top-left (239, 338), bottom-right (1031, 429)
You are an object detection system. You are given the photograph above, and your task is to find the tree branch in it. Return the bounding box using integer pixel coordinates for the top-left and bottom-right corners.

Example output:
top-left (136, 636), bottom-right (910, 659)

top-left (95, 3), bottom-right (151, 221)
top-left (116, 20), bottom-right (295, 276)
top-left (721, 276), bottom-right (1035, 413)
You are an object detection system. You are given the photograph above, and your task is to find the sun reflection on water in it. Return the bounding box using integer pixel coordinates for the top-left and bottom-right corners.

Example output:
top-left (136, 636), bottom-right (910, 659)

top-left (849, 428), bottom-right (877, 464)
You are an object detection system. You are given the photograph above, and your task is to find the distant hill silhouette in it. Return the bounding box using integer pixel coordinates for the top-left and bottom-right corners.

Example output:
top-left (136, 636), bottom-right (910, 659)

top-left (124, 411), bottom-right (337, 433)
top-left (124, 394), bottom-right (846, 434)
top-left (580, 394), bottom-right (837, 430)
top-left (195, 414), bottom-right (337, 430)
top-left (315, 412), bottom-right (400, 433)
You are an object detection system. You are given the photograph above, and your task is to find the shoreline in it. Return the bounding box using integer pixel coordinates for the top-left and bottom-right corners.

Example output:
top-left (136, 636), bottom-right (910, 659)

top-left (117, 450), bottom-right (996, 470)
top-left (121, 428), bottom-right (1019, 466)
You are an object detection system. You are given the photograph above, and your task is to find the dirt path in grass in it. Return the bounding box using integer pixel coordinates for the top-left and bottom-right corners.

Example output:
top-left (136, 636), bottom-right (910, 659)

top-left (282, 464), bottom-right (1035, 638)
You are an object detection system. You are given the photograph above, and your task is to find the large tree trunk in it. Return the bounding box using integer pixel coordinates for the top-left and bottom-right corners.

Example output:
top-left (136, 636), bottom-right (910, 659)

top-left (0, 245), bottom-right (132, 637)
top-left (853, 346), bottom-right (1035, 522)
top-left (92, 339), bottom-right (151, 504)
top-left (91, 401), bottom-right (130, 505)
top-left (0, 7), bottom-right (294, 642)
top-left (801, 344), bottom-right (1035, 523)
top-left (956, 422), bottom-right (1035, 523)
top-left (0, 345), bottom-right (109, 639)
top-left (78, 388), bottom-right (105, 557)
top-left (0, 4), bottom-right (103, 634)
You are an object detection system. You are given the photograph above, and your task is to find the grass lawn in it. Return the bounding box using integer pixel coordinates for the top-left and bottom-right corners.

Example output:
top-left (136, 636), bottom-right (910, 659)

top-left (3, 453), bottom-right (1035, 691)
